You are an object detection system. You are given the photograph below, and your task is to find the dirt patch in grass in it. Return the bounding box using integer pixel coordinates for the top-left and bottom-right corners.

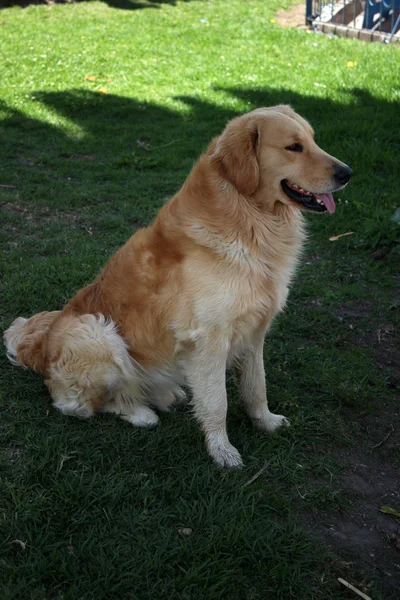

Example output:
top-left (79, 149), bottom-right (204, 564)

top-left (369, 324), bottom-right (400, 387)
top-left (302, 299), bottom-right (400, 596)
top-left (275, 2), bottom-right (308, 29)
top-left (2, 445), bottom-right (23, 462)
top-left (1, 201), bottom-right (82, 237)
top-left (2, 201), bottom-right (78, 223)
top-left (332, 298), bottom-right (400, 388)
top-left (304, 441), bottom-right (400, 597)
top-left (337, 298), bottom-right (400, 387)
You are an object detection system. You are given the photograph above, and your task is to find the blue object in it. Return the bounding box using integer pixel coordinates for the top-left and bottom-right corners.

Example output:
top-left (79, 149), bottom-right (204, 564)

top-left (362, 0), bottom-right (400, 30)
top-left (389, 12), bottom-right (400, 40)
top-left (306, 0), bottom-right (314, 23)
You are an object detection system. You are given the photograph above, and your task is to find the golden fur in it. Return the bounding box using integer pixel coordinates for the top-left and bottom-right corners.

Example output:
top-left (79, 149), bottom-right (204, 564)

top-left (4, 106), bottom-right (351, 467)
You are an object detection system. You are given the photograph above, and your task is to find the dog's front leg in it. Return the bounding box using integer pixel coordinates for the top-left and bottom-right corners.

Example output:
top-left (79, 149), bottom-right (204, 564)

top-left (185, 339), bottom-right (243, 469)
top-left (238, 332), bottom-right (290, 433)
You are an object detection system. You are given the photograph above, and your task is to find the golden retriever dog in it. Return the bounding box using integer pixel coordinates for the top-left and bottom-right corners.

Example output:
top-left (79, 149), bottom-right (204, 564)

top-left (4, 106), bottom-right (352, 468)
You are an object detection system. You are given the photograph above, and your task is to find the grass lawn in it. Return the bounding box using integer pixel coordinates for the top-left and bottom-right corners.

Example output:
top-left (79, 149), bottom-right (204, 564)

top-left (0, 1), bottom-right (399, 598)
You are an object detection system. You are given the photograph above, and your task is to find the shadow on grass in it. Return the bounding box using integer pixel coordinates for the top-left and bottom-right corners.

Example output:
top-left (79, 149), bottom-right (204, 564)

top-left (1, 85), bottom-right (398, 218)
top-left (1, 87), bottom-right (399, 600)
top-left (0, 0), bottom-right (196, 10)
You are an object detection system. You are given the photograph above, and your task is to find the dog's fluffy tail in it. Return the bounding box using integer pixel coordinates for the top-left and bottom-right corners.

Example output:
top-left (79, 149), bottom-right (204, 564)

top-left (4, 312), bottom-right (142, 418)
top-left (4, 311), bottom-right (61, 375)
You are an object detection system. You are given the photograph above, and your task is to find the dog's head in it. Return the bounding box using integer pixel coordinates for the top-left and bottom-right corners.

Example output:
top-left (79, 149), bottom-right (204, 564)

top-left (210, 105), bottom-right (352, 214)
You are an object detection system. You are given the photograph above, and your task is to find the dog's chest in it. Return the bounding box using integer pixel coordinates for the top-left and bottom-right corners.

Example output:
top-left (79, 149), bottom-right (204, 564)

top-left (193, 260), bottom-right (290, 330)
top-left (179, 222), bottom-right (303, 356)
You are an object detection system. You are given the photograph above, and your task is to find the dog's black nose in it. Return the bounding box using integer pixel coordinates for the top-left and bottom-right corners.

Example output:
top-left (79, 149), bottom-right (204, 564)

top-left (333, 164), bottom-right (352, 185)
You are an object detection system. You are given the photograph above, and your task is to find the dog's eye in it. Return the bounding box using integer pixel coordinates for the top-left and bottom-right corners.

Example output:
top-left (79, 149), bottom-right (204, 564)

top-left (285, 143), bottom-right (303, 153)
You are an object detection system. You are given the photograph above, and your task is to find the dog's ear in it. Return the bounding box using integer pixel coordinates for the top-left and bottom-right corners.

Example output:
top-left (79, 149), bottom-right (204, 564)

top-left (210, 116), bottom-right (259, 196)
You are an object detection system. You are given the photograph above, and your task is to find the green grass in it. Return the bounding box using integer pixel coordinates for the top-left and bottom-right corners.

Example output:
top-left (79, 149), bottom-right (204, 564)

top-left (0, 1), bottom-right (399, 598)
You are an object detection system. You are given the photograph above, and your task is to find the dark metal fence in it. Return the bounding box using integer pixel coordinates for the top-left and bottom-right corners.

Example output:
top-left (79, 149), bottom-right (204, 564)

top-left (306, 0), bottom-right (400, 41)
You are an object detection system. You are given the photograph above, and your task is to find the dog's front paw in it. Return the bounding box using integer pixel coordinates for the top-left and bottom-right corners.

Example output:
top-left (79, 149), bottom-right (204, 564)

top-left (253, 411), bottom-right (290, 433)
top-left (206, 435), bottom-right (244, 469)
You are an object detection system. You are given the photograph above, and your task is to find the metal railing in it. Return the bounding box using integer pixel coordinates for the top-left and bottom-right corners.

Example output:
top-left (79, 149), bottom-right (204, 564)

top-left (306, 0), bottom-right (400, 41)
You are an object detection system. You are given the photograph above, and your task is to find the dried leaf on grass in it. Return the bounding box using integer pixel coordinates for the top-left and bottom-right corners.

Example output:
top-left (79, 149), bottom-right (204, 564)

top-left (338, 578), bottom-right (372, 600)
top-left (379, 505), bottom-right (400, 519)
top-left (329, 231), bottom-right (355, 241)
top-left (11, 539), bottom-right (27, 551)
top-left (137, 139), bottom-right (151, 152)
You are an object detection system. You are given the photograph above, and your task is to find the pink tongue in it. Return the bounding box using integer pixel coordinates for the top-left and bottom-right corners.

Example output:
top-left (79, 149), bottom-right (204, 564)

top-left (314, 192), bottom-right (336, 214)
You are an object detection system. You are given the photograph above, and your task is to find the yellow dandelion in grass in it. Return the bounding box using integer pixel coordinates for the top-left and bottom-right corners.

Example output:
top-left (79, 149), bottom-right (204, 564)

top-left (346, 61), bottom-right (356, 67)
top-left (98, 87), bottom-right (108, 94)
top-left (270, 18), bottom-right (275, 23)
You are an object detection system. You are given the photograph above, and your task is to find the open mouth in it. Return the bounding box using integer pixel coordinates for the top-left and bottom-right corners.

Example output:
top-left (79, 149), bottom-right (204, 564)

top-left (281, 179), bottom-right (336, 214)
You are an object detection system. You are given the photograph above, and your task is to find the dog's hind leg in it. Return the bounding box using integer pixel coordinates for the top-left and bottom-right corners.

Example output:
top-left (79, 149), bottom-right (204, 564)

top-left (149, 386), bottom-right (187, 412)
top-left (46, 314), bottom-right (144, 422)
top-left (100, 390), bottom-right (159, 428)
